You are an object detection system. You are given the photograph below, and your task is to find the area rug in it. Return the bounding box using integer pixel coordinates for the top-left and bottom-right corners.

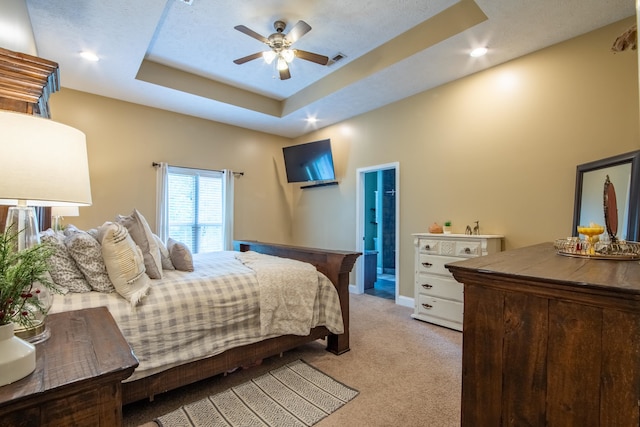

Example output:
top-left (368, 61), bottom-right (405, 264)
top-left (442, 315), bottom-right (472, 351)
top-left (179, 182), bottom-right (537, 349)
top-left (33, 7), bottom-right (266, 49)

top-left (155, 360), bottom-right (359, 427)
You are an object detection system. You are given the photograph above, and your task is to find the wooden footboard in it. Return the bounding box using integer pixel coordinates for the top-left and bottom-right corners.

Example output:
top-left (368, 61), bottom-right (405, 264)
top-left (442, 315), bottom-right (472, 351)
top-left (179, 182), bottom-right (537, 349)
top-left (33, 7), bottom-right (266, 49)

top-left (122, 241), bottom-right (359, 405)
top-left (234, 240), bottom-right (360, 355)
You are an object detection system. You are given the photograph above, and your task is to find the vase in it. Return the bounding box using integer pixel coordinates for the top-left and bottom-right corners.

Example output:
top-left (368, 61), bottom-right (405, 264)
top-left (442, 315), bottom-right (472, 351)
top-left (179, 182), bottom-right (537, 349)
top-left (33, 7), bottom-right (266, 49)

top-left (0, 323), bottom-right (36, 386)
top-left (13, 283), bottom-right (53, 344)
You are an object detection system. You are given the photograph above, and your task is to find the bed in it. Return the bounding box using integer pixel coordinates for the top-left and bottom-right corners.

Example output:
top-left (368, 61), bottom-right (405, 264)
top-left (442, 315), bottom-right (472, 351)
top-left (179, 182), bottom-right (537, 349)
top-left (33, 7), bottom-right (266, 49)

top-left (49, 239), bottom-right (359, 404)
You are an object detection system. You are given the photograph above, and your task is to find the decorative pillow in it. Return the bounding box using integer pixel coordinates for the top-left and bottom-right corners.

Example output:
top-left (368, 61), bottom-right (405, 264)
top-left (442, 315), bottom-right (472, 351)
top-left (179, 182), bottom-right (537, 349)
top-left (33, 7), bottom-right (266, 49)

top-left (63, 228), bottom-right (115, 293)
top-left (41, 229), bottom-right (92, 293)
top-left (63, 224), bottom-right (81, 237)
top-left (153, 234), bottom-right (175, 270)
top-left (98, 222), bottom-right (150, 305)
top-left (43, 271), bottom-right (69, 295)
top-left (86, 228), bottom-right (99, 240)
top-left (116, 209), bottom-right (163, 279)
top-left (167, 238), bottom-right (194, 272)
top-left (64, 224), bottom-right (99, 241)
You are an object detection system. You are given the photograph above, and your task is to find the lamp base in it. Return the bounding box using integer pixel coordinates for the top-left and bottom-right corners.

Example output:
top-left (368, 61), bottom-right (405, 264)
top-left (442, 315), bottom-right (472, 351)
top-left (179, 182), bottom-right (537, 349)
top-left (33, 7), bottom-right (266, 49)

top-left (5, 205), bottom-right (40, 250)
top-left (51, 215), bottom-right (61, 231)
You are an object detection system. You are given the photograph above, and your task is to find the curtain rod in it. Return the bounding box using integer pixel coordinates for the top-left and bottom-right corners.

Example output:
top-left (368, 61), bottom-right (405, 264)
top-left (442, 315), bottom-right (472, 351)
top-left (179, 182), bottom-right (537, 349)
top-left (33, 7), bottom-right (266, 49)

top-left (152, 162), bottom-right (244, 176)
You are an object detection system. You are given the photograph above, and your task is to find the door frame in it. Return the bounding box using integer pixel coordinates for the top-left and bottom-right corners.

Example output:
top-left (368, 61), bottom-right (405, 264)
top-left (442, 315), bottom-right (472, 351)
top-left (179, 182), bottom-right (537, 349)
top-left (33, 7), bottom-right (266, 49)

top-left (354, 162), bottom-right (400, 301)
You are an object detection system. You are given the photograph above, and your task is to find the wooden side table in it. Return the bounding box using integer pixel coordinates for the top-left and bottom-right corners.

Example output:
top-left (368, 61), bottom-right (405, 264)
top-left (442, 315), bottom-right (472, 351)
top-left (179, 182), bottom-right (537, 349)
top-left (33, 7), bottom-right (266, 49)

top-left (0, 307), bottom-right (139, 426)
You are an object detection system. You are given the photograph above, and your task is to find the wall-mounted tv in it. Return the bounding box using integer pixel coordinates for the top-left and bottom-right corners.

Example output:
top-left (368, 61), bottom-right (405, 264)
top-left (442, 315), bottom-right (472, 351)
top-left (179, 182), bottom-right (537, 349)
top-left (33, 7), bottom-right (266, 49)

top-left (283, 139), bottom-right (337, 187)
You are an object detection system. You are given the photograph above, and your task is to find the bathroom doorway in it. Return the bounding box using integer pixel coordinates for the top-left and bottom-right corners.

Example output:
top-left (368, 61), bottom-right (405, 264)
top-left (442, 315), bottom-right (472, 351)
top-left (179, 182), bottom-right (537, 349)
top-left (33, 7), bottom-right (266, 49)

top-left (355, 163), bottom-right (399, 301)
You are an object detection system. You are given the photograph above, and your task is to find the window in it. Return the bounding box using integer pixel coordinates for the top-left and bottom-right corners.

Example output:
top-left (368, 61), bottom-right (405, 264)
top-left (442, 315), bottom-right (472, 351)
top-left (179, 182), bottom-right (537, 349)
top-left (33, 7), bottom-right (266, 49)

top-left (167, 166), bottom-right (224, 254)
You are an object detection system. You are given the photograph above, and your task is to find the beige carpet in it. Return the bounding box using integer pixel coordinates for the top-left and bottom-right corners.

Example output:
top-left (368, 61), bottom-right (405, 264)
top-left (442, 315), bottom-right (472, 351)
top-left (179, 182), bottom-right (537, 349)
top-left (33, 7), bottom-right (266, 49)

top-left (124, 293), bottom-right (462, 427)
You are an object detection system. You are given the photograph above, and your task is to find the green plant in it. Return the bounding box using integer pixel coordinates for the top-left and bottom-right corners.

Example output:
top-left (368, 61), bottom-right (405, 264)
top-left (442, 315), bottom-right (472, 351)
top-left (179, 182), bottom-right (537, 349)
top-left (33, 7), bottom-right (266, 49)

top-left (0, 225), bottom-right (56, 327)
top-left (444, 221), bottom-right (452, 227)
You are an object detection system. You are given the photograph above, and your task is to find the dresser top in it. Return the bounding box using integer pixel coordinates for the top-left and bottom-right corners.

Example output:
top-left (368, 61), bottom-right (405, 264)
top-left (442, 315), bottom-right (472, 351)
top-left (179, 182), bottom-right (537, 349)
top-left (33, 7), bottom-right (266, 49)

top-left (413, 233), bottom-right (504, 239)
top-left (447, 242), bottom-right (640, 298)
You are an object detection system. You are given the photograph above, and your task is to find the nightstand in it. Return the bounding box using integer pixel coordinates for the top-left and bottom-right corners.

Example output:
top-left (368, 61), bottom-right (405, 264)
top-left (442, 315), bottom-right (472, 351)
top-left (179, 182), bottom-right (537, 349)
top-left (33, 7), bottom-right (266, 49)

top-left (0, 307), bottom-right (138, 426)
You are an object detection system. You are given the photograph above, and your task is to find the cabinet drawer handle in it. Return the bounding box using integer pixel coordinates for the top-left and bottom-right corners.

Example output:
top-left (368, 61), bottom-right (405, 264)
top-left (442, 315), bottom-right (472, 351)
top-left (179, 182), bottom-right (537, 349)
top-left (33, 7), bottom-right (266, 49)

top-left (421, 262), bottom-right (433, 268)
top-left (421, 284), bottom-right (433, 289)
top-left (424, 244), bottom-right (431, 250)
top-left (464, 247), bottom-right (471, 254)
top-left (422, 303), bottom-right (433, 309)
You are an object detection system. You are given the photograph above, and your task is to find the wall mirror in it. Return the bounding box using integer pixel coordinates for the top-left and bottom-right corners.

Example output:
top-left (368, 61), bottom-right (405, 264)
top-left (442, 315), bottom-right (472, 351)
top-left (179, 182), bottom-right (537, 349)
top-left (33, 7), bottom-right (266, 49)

top-left (573, 150), bottom-right (640, 242)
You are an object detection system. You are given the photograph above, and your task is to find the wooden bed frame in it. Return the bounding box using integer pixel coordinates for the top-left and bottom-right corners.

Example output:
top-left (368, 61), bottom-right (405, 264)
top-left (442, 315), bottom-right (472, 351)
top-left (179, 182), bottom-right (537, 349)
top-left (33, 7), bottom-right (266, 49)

top-left (122, 240), bottom-right (360, 404)
top-left (0, 48), bottom-right (361, 406)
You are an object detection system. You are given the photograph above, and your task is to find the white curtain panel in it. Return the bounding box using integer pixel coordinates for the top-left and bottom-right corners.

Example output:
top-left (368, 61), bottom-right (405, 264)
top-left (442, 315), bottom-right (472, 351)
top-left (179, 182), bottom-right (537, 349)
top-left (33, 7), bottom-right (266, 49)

top-left (155, 162), bottom-right (169, 242)
top-left (222, 169), bottom-right (234, 250)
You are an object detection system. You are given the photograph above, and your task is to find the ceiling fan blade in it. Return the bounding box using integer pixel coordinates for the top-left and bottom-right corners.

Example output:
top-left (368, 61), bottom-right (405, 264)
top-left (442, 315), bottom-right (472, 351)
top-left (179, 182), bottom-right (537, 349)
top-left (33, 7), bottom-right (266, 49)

top-left (279, 67), bottom-right (291, 80)
top-left (294, 49), bottom-right (329, 65)
top-left (234, 25), bottom-right (269, 44)
top-left (286, 20), bottom-right (312, 44)
top-left (233, 52), bottom-right (264, 65)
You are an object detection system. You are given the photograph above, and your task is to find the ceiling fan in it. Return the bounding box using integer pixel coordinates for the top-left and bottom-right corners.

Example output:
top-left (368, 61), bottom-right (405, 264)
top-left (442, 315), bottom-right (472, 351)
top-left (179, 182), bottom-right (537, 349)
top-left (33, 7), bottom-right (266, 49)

top-left (233, 20), bottom-right (329, 80)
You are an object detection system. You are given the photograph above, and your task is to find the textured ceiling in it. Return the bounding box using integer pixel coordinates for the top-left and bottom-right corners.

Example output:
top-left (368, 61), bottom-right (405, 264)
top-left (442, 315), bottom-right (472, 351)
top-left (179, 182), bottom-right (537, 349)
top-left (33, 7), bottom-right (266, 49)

top-left (22, 0), bottom-right (636, 138)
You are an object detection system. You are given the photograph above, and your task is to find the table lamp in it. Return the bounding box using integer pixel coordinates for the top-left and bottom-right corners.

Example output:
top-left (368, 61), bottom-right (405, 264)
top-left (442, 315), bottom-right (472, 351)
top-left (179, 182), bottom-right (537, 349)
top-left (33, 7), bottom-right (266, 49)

top-left (51, 206), bottom-right (80, 231)
top-left (0, 110), bottom-right (92, 342)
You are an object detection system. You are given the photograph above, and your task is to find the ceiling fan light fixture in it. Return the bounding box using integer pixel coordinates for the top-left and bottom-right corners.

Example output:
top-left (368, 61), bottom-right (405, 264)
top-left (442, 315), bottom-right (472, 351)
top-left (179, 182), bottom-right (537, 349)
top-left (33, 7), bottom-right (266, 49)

top-left (282, 49), bottom-right (295, 63)
top-left (276, 57), bottom-right (289, 71)
top-left (234, 19), bottom-right (328, 80)
top-left (263, 50), bottom-right (276, 64)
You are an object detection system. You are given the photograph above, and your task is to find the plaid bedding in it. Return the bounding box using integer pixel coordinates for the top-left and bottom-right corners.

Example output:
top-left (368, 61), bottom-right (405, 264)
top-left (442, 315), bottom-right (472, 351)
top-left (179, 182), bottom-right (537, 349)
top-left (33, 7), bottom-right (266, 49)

top-left (49, 251), bottom-right (344, 382)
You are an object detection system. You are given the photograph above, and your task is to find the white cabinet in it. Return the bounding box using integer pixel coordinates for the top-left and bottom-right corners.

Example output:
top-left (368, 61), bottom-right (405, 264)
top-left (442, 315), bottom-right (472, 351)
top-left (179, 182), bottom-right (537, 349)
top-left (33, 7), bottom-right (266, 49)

top-left (412, 233), bottom-right (503, 331)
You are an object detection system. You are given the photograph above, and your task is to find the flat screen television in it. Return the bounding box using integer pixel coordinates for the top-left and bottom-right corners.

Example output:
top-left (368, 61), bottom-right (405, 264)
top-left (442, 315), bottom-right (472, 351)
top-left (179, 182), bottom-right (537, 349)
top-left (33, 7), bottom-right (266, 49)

top-left (283, 139), bottom-right (336, 185)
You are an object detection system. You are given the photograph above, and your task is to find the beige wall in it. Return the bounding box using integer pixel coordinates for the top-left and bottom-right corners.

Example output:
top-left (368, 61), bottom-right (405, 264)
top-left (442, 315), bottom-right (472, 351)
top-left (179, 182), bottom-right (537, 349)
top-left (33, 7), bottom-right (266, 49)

top-left (291, 17), bottom-right (639, 298)
top-left (45, 17), bottom-right (638, 301)
top-left (48, 90), bottom-right (295, 244)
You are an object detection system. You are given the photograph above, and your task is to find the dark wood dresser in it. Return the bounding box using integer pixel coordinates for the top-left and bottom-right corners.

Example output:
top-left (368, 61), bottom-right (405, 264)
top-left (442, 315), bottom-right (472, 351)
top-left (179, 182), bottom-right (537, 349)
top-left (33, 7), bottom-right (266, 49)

top-left (0, 307), bottom-right (138, 426)
top-left (447, 243), bottom-right (640, 427)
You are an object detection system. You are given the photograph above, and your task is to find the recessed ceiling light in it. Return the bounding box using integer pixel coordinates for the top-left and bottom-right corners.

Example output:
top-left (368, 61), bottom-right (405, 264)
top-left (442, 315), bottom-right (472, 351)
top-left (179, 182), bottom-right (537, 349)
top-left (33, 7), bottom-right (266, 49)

top-left (470, 47), bottom-right (488, 58)
top-left (305, 117), bottom-right (318, 124)
top-left (80, 51), bottom-right (100, 62)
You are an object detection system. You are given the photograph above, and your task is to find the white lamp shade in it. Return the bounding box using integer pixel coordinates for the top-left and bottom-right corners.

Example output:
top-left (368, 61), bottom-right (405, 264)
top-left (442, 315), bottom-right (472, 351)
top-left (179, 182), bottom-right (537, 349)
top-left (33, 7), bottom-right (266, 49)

top-left (0, 111), bottom-right (92, 207)
top-left (51, 206), bottom-right (79, 217)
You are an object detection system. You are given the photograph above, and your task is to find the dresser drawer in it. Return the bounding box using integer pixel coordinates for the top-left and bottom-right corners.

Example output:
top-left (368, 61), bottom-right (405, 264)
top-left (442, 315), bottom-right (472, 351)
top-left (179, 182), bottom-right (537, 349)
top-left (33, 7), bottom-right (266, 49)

top-left (418, 238), bottom-right (457, 256)
top-left (416, 294), bottom-right (463, 324)
top-left (417, 254), bottom-right (460, 276)
top-left (418, 238), bottom-right (483, 257)
top-left (417, 239), bottom-right (441, 254)
top-left (455, 240), bottom-right (482, 257)
top-left (416, 274), bottom-right (463, 301)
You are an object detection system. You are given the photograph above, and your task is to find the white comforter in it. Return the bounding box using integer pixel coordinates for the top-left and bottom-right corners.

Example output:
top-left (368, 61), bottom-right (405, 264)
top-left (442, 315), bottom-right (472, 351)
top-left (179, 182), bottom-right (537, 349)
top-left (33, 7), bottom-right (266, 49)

top-left (49, 251), bottom-right (344, 382)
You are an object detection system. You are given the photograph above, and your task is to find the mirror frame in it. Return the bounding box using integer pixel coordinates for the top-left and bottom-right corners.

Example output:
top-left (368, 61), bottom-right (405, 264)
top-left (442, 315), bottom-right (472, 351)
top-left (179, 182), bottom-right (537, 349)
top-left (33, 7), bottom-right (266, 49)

top-left (573, 150), bottom-right (640, 241)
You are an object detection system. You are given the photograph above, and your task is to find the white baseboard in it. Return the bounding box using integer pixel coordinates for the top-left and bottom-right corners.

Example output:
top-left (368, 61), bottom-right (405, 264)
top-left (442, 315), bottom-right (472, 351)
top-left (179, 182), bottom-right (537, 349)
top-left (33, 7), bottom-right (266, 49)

top-left (396, 295), bottom-right (413, 308)
top-left (349, 284), bottom-right (414, 309)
